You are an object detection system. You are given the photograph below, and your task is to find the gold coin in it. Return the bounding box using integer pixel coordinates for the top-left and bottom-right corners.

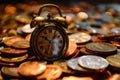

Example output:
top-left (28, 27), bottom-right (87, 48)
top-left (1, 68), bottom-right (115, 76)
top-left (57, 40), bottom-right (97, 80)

top-left (54, 60), bottom-right (75, 74)
top-left (86, 42), bottom-right (117, 56)
top-left (106, 54), bottom-right (120, 68)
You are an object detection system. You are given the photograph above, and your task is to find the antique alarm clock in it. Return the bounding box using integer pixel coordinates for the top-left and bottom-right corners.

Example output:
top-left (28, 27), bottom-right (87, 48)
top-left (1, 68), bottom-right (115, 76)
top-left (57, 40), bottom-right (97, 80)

top-left (30, 4), bottom-right (69, 61)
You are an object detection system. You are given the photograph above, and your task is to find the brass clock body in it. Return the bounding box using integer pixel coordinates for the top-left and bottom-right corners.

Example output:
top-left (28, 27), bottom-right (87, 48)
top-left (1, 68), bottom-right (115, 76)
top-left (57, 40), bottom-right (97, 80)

top-left (30, 4), bottom-right (69, 61)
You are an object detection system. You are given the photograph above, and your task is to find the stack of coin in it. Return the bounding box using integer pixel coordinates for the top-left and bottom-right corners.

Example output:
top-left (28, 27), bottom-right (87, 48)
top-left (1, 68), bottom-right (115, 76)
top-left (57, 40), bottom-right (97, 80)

top-left (66, 57), bottom-right (91, 73)
top-left (66, 55), bottom-right (110, 79)
top-left (0, 61), bottom-right (47, 80)
top-left (0, 36), bottom-right (30, 66)
top-left (16, 60), bottom-right (62, 80)
top-left (80, 42), bottom-right (117, 57)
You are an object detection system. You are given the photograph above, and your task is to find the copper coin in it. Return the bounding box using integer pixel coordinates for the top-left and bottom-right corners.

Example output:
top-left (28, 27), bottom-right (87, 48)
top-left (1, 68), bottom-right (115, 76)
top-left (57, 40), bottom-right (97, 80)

top-left (25, 33), bottom-right (31, 42)
top-left (36, 64), bottom-right (62, 80)
top-left (86, 42), bottom-right (117, 55)
top-left (64, 41), bottom-right (77, 58)
top-left (106, 54), bottom-right (120, 69)
top-left (12, 40), bottom-right (30, 49)
top-left (3, 36), bottom-right (25, 46)
top-left (66, 57), bottom-right (89, 72)
top-left (0, 54), bottom-right (28, 63)
top-left (78, 55), bottom-right (109, 70)
top-left (53, 60), bottom-right (75, 74)
top-left (80, 47), bottom-right (95, 55)
top-left (110, 37), bottom-right (120, 48)
top-left (62, 76), bottom-right (93, 80)
top-left (0, 47), bottom-right (28, 57)
top-left (1, 66), bottom-right (20, 78)
top-left (69, 32), bottom-right (91, 44)
top-left (108, 74), bottom-right (120, 80)
top-left (18, 61), bottom-right (46, 77)
top-left (0, 61), bottom-right (16, 67)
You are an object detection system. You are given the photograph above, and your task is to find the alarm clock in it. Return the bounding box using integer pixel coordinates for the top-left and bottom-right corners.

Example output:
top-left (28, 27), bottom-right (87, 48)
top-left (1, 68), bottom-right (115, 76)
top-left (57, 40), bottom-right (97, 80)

top-left (30, 4), bottom-right (69, 61)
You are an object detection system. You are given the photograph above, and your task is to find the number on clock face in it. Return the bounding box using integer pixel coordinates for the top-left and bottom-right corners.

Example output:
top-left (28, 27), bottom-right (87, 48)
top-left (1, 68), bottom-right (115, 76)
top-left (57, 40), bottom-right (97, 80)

top-left (37, 26), bottom-right (64, 57)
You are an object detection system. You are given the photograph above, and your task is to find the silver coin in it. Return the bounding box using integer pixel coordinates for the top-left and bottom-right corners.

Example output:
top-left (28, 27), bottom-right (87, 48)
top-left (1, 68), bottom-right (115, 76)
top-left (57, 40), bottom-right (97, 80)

top-left (111, 27), bottom-right (120, 34)
top-left (75, 21), bottom-right (96, 33)
top-left (68, 32), bottom-right (91, 44)
top-left (66, 58), bottom-right (88, 72)
top-left (78, 55), bottom-right (109, 70)
top-left (21, 24), bottom-right (35, 33)
top-left (101, 12), bottom-right (113, 22)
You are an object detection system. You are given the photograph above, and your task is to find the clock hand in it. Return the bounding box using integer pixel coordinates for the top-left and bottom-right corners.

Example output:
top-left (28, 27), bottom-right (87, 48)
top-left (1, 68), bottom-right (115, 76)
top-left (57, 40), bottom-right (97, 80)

top-left (48, 42), bottom-right (52, 56)
top-left (51, 31), bottom-right (57, 40)
top-left (42, 36), bottom-right (51, 42)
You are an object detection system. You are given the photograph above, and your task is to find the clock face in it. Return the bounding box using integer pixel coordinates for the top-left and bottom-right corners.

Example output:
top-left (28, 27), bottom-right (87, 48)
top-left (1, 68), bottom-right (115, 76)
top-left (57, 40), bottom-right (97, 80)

top-left (30, 22), bottom-right (68, 61)
top-left (37, 27), bottom-right (64, 57)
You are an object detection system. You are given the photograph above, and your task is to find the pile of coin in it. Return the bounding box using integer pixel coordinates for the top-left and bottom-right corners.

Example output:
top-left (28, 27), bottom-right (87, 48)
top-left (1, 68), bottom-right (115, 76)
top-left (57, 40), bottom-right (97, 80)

top-left (0, 1), bottom-right (120, 80)
top-left (0, 61), bottom-right (63, 80)
top-left (0, 36), bottom-right (30, 67)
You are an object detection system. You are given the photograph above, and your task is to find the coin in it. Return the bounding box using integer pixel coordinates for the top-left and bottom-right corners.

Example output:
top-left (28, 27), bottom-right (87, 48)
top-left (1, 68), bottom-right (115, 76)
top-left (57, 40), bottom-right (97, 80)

top-left (111, 27), bottom-right (120, 34)
top-left (53, 60), bottom-right (75, 74)
top-left (106, 54), bottom-right (120, 69)
top-left (0, 61), bottom-right (16, 67)
top-left (108, 74), bottom-right (120, 80)
top-left (15, 13), bottom-right (30, 24)
top-left (25, 33), bottom-right (31, 41)
top-left (62, 76), bottom-right (93, 80)
top-left (12, 40), bottom-right (30, 49)
top-left (16, 27), bottom-right (23, 35)
top-left (0, 47), bottom-right (28, 57)
top-left (21, 24), bottom-right (35, 33)
top-left (74, 21), bottom-right (96, 34)
top-left (3, 36), bottom-right (25, 46)
top-left (0, 54), bottom-right (28, 63)
top-left (18, 61), bottom-right (46, 77)
top-left (80, 47), bottom-right (94, 55)
top-left (1, 66), bottom-right (20, 78)
top-left (36, 64), bottom-right (62, 80)
top-left (66, 57), bottom-right (89, 72)
top-left (78, 55), bottom-right (109, 70)
top-left (86, 42), bottom-right (117, 56)
top-left (64, 41), bottom-right (77, 58)
top-left (69, 32), bottom-right (91, 44)
top-left (110, 37), bottom-right (120, 49)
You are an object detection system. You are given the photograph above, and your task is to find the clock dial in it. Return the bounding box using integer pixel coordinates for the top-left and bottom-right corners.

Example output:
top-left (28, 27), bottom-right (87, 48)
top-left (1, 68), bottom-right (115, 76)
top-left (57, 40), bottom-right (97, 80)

top-left (30, 22), bottom-right (68, 61)
top-left (37, 27), bottom-right (63, 57)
